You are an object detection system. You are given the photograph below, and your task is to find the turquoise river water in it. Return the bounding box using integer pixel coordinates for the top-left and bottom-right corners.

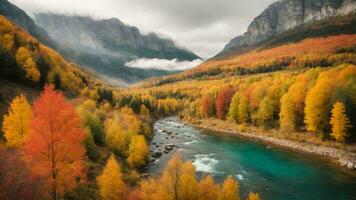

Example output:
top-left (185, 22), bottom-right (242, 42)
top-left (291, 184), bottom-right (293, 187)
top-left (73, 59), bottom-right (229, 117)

top-left (147, 117), bottom-right (356, 200)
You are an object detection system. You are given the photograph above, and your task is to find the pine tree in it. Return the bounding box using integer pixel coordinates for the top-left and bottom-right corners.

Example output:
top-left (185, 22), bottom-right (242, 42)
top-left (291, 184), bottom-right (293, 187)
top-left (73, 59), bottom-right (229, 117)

top-left (2, 94), bottom-right (32, 147)
top-left (97, 154), bottom-right (126, 200)
top-left (330, 102), bottom-right (350, 142)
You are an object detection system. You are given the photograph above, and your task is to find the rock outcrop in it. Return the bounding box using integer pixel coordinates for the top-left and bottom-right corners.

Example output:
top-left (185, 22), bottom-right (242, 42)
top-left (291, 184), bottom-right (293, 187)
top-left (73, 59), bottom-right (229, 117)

top-left (218, 0), bottom-right (356, 57)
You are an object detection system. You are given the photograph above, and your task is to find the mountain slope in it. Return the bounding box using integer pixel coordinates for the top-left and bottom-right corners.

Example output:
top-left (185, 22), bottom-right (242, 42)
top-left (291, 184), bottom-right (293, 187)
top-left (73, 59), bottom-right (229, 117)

top-left (34, 14), bottom-right (200, 85)
top-left (0, 0), bottom-right (56, 48)
top-left (216, 0), bottom-right (356, 58)
top-left (0, 15), bottom-right (104, 93)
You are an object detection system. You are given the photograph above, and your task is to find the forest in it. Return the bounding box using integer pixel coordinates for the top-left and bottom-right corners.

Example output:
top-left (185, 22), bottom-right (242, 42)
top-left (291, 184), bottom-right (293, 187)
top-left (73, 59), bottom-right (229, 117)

top-left (0, 4), bottom-right (356, 200)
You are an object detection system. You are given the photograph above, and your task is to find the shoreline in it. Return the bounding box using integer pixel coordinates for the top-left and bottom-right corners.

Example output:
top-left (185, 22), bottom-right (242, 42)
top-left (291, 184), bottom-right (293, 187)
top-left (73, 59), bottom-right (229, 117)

top-left (183, 118), bottom-right (356, 170)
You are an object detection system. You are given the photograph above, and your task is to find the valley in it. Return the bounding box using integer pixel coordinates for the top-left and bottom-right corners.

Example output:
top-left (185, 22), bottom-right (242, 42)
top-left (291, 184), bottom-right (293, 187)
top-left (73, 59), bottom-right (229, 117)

top-left (0, 0), bottom-right (356, 199)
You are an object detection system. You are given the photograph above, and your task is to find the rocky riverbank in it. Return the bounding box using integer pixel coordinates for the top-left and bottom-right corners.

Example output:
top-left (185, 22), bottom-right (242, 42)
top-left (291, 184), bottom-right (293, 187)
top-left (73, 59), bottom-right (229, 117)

top-left (186, 119), bottom-right (356, 170)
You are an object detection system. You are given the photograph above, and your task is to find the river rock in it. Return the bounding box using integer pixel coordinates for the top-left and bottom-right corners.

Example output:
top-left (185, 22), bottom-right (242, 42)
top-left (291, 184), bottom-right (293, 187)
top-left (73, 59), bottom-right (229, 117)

top-left (164, 144), bottom-right (177, 151)
top-left (347, 162), bottom-right (354, 169)
top-left (152, 151), bottom-right (162, 158)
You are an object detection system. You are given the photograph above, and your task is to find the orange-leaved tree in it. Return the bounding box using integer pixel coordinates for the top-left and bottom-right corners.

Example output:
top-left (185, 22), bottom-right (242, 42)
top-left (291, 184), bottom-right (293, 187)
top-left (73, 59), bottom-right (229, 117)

top-left (22, 85), bottom-right (86, 200)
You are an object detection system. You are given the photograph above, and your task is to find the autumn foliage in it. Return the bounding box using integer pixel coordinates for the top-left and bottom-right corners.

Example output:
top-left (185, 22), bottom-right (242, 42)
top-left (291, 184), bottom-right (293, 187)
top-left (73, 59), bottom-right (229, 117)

top-left (216, 87), bottom-right (235, 119)
top-left (2, 94), bottom-right (32, 147)
top-left (330, 102), bottom-right (351, 142)
top-left (21, 85), bottom-right (86, 199)
top-left (97, 154), bottom-right (126, 200)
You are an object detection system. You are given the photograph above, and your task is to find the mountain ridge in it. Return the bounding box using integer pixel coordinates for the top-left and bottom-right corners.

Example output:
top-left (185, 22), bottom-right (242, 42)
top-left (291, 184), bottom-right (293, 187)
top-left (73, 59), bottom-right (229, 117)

top-left (216, 0), bottom-right (356, 58)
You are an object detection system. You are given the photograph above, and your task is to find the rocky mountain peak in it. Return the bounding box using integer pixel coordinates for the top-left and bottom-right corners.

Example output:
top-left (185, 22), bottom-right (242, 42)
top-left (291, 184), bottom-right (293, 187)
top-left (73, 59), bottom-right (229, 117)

top-left (217, 0), bottom-right (356, 57)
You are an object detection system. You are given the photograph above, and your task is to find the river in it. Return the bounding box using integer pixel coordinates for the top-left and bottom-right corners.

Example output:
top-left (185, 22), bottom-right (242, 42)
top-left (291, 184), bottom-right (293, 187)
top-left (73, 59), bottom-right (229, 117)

top-left (147, 117), bottom-right (356, 200)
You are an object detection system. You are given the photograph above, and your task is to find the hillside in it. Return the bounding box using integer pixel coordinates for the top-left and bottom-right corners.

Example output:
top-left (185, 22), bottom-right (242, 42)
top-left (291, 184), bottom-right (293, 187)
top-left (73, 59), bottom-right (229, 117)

top-left (0, 15), bottom-right (109, 125)
top-left (141, 33), bottom-right (356, 87)
top-left (0, 0), bottom-right (200, 86)
top-left (0, 0), bottom-right (56, 48)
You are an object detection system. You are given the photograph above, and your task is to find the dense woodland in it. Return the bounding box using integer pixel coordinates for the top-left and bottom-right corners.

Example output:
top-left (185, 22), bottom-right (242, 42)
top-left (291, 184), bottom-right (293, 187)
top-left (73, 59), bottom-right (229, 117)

top-left (0, 8), bottom-right (356, 200)
top-left (0, 15), bottom-right (259, 200)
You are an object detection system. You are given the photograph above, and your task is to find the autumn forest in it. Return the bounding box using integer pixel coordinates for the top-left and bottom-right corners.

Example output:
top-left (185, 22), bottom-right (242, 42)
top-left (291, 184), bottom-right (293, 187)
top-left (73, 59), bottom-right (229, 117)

top-left (1, 0), bottom-right (356, 200)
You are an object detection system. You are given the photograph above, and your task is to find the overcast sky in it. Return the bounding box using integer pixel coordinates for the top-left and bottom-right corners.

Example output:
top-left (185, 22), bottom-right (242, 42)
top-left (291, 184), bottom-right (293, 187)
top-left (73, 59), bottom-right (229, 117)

top-left (10, 0), bottom-right (276, 59)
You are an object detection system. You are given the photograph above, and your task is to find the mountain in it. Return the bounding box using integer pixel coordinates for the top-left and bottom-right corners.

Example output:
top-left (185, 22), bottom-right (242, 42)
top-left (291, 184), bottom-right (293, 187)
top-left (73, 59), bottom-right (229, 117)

top-left (34, 13), bottom-right (200, 85)
top-left (0, 0), bottom-right (56, 48)
top-left (216, 0), bottom-right (356, 58)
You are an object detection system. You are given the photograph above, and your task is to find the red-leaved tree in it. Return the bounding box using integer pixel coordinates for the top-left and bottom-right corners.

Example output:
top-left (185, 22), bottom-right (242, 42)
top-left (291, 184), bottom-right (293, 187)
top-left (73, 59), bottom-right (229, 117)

top-left (0, 148), bottom-right (44, 200)
top-left (215, 87), bottom-right (235, 119)
top-left (22, 85), bottom-right (86, 200)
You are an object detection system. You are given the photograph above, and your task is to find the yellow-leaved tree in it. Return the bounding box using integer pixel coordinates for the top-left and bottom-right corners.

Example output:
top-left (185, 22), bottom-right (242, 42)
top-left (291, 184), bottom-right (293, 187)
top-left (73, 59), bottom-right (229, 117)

top-left (198, 175), bottom-right (220, 200)
top-left (127, 135), bottom-right (149, 168)
top-left (279, 94), bottom-right (296, 132)
top-left (218, 176), bottom-right (240, 200)
top-left (247, 192), bottom-right (261, 200)
top-left (15, 47), bottom-right (40, 82)
top-left (177, 161), bottom-right (198, 200)
top-left (140, 104), bottom-right (150, 117)
top-left (330, 102), bottom-right (350, 142)
top-left (2, 95), bottom-right (32, 147)
top-left (97, 154), bottom-right (126, 200)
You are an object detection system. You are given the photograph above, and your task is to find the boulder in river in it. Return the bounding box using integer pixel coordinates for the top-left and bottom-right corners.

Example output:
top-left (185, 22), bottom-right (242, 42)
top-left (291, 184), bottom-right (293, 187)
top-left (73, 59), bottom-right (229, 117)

top-left (152, 151), bottom-right (162, 158)
top-left (164, 144), bottom-right (177, 151)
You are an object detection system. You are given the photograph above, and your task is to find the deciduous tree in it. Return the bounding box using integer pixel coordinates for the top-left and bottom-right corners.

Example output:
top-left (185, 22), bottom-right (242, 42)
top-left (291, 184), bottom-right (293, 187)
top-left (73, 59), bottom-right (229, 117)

top-left (330, 102), bottom-right (350, 142)
top-left (2, 94), bottom-right (32, 147)
top-left (247, 192), bottom-right (261, 200)
top-left (200, 94), bottom-right (213, 118)
top-left (127, 135), bottom-right (149, 168)
top-left (279, 94), bottom-right (296, 132)
top-left (97, 154), bottom-right (126, 200)
top-left (22, 85), bottom-right (86, 200)
top-left (218, 176), bottom-right (240, 200)
top-left (198, 175), bottom-right (219, 200)
top-left (216, 87), bottom-right (234, 119)
top-left (178, 161), bottom-right (198, 200)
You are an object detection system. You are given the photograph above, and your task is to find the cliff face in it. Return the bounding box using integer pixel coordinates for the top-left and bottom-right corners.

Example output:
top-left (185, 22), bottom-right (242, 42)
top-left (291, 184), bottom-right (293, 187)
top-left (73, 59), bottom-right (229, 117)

top-left (219, 0), bottom-right (356, 56)
top-left (34, 14), bottom-right (199, 61)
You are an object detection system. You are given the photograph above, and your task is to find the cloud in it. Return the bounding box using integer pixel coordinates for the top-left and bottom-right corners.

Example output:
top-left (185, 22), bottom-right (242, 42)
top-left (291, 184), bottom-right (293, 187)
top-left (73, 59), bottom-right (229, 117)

top-left (9, 0), bottom-right (277, 58)
top-left (125, 58), bottom-right (203, 71)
